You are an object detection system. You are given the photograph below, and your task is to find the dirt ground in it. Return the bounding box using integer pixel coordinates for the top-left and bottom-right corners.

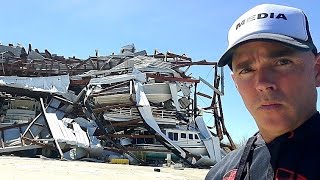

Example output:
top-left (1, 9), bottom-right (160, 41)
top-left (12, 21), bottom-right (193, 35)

top-left (0, 156), bottom-right (209, 180)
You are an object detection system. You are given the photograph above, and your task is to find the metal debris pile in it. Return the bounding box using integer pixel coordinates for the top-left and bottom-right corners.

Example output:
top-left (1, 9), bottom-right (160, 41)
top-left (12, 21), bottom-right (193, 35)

top-left (0, 43), bottom-right (235, 167)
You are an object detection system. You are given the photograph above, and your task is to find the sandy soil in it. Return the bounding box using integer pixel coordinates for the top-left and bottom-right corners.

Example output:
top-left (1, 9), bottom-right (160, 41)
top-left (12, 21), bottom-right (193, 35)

top-left (0, 156), bottom-right (209, 180)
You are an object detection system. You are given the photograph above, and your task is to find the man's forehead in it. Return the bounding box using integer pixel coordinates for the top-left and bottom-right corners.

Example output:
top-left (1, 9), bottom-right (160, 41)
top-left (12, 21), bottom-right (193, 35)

top-left (230, 41), bottom-right (305, 70)
top-left (233, 41), bottom-right (300, 57)
top-left (232, 41), bottom-right (298, 58)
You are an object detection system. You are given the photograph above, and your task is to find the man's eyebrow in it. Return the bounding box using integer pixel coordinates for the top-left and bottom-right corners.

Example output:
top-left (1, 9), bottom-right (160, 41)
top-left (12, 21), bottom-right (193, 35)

top-left (233, 60), bottom-right (253, 71)
top-left (266, 48), bottom-right (297, 58)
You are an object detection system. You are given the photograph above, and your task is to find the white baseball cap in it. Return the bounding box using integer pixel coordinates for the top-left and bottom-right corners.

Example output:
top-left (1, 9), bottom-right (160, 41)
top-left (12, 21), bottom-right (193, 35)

top-left (218, 4), bottom-right (318, 68)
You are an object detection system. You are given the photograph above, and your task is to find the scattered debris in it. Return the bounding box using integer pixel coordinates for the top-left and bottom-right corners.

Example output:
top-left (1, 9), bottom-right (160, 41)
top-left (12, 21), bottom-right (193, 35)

top-left (173, 163), bottom-right (184, 170)
top-left (0, 43), bottom-right (235, 168)
top-left (110, 158), bottom-right (129, 164)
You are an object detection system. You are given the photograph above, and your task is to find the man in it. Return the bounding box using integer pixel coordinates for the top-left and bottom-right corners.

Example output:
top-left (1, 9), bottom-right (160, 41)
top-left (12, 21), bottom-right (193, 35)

top-left (205, 4), bottom-right (320, 180)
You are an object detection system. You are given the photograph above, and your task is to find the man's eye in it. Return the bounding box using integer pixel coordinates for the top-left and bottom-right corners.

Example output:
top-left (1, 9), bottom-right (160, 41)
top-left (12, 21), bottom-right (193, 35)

top-left (276, 59), bottom-right (292, 65)
top-left (239, 68), bottom-right (252, 74)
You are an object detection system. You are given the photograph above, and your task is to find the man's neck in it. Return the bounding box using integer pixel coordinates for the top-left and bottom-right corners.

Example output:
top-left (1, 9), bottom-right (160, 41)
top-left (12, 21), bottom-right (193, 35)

top-left (260, 131), bottom-right (282, 144)
top-left (259, 112), bottom-right (318, 143)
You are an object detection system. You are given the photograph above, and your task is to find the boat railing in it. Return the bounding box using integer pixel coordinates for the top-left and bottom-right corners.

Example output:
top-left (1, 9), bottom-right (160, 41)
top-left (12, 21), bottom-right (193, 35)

top-left (107, 107), bottom-right (189, 120)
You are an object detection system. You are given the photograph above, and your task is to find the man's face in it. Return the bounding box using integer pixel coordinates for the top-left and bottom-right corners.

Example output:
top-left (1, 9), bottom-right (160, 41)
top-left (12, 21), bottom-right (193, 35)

top-left (231, 41), bottom-right (320, 141)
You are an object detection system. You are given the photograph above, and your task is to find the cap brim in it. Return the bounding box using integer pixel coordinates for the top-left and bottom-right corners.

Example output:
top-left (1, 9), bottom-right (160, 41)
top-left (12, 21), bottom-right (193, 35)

top-left (217, 33), bottom-right (314, 67)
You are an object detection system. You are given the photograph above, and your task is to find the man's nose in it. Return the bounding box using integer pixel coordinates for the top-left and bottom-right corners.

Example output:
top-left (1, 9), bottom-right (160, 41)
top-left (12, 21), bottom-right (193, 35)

top-left (255, 68), bottom-right (277, 92)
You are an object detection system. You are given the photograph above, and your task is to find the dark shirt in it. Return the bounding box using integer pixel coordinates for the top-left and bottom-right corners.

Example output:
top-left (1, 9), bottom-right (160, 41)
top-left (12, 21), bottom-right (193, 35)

top-left (205, 112), bottom-right (320, 180)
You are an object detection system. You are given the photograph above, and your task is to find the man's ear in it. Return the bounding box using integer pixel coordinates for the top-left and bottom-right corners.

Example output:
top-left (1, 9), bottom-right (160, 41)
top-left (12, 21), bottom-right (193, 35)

top-left (315, 53), bottom-right (320, 87)
top-left (231, 72), bottom-right (238, 89)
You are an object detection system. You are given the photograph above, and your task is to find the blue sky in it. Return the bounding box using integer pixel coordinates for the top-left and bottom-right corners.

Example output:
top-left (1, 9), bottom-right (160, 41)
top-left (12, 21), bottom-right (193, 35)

top-left (1, 0), bottom-right (319, 143)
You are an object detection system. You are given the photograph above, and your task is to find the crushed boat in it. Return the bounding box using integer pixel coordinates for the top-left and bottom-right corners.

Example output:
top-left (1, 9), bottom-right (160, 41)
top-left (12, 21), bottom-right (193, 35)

top-left (0, 43), bottom-right (235, 167)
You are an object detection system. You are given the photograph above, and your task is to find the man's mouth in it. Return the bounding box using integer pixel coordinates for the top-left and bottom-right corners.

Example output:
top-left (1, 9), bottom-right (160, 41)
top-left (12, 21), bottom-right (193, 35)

top-left (259, 103), bottom-right (282, 110)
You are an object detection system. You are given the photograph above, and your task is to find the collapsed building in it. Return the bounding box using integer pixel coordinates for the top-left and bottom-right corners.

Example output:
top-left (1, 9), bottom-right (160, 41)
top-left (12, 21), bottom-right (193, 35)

top-left (0, 43), bottom-right (235, 167)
